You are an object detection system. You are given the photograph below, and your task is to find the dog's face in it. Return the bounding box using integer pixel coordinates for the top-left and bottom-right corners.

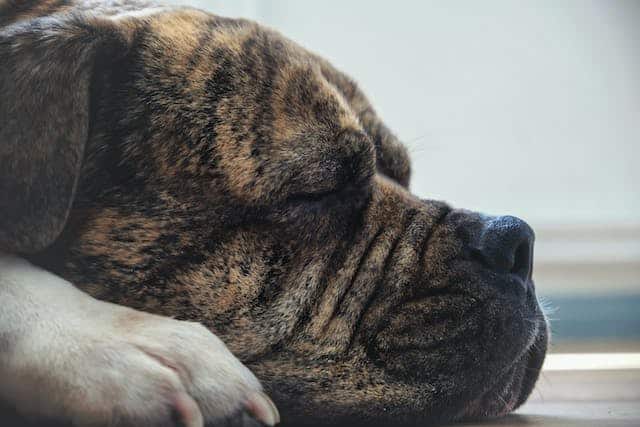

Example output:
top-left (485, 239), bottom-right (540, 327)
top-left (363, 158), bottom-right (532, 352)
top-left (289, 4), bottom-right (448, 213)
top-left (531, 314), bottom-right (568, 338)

top-left (2, 3), bottom-right (548, 425)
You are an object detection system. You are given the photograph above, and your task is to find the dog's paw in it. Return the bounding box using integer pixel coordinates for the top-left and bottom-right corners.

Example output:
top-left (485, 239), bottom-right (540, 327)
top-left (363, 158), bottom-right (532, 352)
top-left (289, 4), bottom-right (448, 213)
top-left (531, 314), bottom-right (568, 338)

top-left (109, 313), bottom-right (281, 427)
top-left (3, 303), bottom-right (278, 427)
top-left (0, 254), bottom-right (279, 426)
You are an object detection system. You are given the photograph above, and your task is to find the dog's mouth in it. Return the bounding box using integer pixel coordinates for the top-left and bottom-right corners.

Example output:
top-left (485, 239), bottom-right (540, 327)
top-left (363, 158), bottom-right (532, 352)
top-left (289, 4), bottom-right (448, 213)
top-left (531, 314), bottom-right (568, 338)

top-left (365, 268), bottom-right (548, 420)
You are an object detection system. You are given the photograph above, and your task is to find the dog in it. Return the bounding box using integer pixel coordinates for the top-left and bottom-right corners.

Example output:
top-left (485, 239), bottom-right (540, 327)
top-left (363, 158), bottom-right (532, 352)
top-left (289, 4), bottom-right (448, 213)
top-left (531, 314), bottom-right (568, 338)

top-left (0, 1), bottom-right (549, 426)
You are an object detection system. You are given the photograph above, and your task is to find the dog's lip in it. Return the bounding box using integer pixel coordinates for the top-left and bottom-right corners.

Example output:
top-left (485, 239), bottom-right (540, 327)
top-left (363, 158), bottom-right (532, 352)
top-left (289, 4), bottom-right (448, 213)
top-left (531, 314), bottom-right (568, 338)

top-left (464, 316), bottom-right (548, 419)
top-left (514, 318), bottom-right (548, 409)
top-left (468, 325), bottom-right (546, 419)
top-left (371, 286), bottom-right (548, 419)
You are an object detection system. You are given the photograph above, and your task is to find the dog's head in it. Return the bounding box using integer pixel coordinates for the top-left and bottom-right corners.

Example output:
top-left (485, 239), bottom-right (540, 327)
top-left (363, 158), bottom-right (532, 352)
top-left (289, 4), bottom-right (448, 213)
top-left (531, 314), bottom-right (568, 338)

top-left (1, 2), bottom-right (548, 425)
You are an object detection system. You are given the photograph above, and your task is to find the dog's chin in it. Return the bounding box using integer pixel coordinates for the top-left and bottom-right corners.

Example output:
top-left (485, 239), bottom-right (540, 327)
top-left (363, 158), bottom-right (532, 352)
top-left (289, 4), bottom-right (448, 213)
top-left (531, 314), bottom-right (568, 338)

top-left (460, 320), bottom-right (548, 420)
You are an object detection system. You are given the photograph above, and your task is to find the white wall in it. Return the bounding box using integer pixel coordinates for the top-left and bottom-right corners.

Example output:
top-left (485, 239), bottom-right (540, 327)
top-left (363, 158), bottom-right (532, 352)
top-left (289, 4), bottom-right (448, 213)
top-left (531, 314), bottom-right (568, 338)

top-left (168, 1), bottom-right (640, 294)
top-left (175, 0), bottom-right (640, 228)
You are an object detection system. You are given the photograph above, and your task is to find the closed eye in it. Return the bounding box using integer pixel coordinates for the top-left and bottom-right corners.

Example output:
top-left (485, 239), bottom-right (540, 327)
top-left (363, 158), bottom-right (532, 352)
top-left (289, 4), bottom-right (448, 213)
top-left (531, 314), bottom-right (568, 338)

top-left (283, 180), bottom-right (373, 212)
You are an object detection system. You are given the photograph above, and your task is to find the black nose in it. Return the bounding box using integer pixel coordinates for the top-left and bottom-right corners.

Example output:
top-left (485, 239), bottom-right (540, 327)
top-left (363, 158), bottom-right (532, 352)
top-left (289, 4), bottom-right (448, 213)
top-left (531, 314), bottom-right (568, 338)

top-left (476, 215), bottom-right (535, 281)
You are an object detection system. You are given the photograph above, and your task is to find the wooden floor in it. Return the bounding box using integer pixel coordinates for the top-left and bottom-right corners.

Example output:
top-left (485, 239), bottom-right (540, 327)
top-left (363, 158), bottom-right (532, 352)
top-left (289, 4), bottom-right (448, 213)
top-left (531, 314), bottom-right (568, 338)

top-left (453, 348), bottom-right (640, 427)
top-left (456, 401), bottom-right (640, 427)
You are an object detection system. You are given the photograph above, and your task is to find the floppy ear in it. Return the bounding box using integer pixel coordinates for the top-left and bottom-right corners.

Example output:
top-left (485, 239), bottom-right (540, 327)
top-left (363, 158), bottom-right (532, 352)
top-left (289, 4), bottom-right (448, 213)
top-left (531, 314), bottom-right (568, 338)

top-left (316, 61), bottom-right (412, 188)
top-left (0, 12), bottom-right (133, 253)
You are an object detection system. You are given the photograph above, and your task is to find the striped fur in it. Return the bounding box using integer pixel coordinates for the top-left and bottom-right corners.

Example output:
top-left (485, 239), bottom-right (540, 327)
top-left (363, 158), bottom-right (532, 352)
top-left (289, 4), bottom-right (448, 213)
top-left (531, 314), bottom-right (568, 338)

top-left (1, 1), bottom-right (547, 425)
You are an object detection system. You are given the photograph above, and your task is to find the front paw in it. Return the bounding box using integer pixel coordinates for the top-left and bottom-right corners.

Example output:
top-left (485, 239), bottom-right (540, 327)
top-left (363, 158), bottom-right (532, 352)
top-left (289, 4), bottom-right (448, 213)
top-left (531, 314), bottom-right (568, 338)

top-left (3, 308), bottom-right (279, 427)
top-left (119, 315), bottom-right (281, 427)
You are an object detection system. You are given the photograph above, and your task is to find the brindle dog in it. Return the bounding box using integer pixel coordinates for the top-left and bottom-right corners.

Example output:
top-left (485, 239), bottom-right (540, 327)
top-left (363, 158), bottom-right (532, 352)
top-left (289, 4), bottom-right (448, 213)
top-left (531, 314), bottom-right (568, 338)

top-left (0, 0), bottom-right (548, 425)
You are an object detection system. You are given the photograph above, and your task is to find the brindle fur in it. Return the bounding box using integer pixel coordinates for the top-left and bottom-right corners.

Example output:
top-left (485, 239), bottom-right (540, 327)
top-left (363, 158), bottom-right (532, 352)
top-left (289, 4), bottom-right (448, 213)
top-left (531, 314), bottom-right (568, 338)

top-left (0, 1), bottom-right (547, 425)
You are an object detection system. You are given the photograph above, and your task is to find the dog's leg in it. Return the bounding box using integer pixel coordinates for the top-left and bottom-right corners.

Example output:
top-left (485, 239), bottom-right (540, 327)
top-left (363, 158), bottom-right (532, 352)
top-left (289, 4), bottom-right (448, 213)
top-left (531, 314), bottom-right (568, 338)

top-left (0, 253), bottom-right (279, 427)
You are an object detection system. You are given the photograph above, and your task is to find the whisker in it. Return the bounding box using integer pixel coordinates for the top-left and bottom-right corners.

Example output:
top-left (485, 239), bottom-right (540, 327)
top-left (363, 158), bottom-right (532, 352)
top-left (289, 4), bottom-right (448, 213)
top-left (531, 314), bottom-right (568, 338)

top-left (540, 371), bottom-right (551, 387)
top-left (495, 391), bottom-right (508, 408)
top-left (537, 296), bottom-right (558, 318)
top-left (404, 134), bottom-right (429, 145)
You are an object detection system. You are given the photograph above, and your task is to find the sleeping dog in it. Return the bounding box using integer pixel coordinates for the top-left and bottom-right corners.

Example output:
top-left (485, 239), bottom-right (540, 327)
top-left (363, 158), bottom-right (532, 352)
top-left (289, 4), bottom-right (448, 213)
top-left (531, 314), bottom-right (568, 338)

top-left (0, 1), bottom-right (549, 426)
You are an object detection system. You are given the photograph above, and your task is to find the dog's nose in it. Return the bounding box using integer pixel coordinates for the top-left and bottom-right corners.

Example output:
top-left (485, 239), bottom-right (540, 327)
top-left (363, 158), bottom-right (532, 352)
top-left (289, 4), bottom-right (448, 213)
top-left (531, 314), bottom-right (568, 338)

top-left (477, 215), bottom-right (534, 281)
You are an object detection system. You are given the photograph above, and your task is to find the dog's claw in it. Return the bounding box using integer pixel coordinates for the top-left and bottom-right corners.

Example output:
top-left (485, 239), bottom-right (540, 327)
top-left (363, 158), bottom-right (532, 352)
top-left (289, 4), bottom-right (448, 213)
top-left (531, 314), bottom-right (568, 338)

top-left (245, 392), bottom-right (280, 426)
top-left (172, 393), bottom-right (204, 427)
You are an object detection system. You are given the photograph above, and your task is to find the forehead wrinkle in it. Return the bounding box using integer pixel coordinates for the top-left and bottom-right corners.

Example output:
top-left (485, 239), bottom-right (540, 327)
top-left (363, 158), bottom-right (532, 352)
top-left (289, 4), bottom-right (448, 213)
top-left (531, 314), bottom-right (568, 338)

top-left (271, 64), bottom-right (362, 145)
top-left (180, 23), bottom-right (253, 94)
top-left (322, 74), bottom-right (362, 131)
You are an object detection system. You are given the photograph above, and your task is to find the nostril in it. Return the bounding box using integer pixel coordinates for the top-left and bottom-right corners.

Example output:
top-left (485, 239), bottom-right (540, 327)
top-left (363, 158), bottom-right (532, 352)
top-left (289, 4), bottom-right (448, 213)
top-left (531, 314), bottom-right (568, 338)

top-left (512, 240), bottom-right (533, 281)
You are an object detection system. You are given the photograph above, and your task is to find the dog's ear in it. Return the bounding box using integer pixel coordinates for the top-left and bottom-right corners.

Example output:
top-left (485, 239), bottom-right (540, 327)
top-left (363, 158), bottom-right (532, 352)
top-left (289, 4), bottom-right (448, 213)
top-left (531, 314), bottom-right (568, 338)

top-left (317, 62), bottom-right (412, 188)
top-left (0, 12), bottom-right (135, 253)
